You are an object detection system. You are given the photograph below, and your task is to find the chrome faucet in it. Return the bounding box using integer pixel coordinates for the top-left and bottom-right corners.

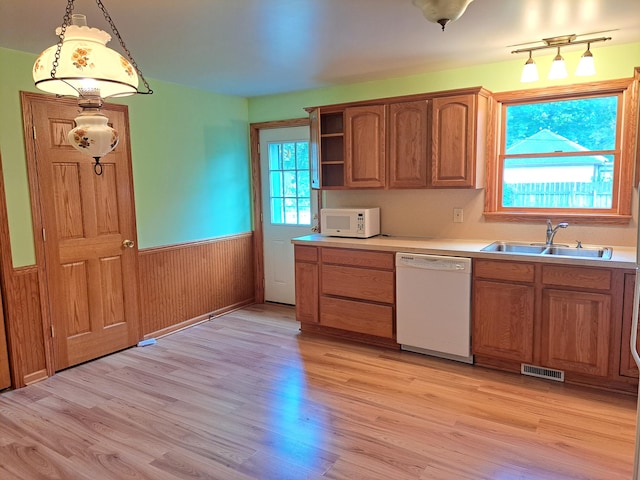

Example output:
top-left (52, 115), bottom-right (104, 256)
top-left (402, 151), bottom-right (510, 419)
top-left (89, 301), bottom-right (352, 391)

top-left (545, 219), bottom-right (569, 245)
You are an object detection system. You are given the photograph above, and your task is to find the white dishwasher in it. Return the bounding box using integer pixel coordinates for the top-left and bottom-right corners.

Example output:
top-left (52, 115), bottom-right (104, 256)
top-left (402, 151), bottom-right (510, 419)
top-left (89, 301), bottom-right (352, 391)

top-left (395, 252), bottom-right (473, 364)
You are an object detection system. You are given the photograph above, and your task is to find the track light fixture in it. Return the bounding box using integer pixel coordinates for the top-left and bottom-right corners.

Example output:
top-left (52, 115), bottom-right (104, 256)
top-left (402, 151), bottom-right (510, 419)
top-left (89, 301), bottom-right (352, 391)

top-left (511, 34), bottom-right (611, 83)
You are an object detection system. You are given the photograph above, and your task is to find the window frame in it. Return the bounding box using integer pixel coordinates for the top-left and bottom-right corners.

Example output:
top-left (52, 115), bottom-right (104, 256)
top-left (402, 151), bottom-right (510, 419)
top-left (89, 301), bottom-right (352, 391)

top-left (484, 77), bottom-right (638, 225)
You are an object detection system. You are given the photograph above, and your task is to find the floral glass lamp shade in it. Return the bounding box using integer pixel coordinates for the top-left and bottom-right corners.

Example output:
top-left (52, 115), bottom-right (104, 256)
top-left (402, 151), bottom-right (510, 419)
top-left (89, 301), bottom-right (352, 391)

top-left (32, 2), bottom-right (151, 175)
top-left (33, 14), bottom-right (138, 98)
top-left (67, 109), bottom-right (118, 174)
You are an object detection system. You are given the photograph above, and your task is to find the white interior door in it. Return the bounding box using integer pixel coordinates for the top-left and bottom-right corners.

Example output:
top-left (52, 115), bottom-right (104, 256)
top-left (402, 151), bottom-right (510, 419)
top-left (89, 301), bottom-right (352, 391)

top-left (260, 126), bottom-right (316, 305)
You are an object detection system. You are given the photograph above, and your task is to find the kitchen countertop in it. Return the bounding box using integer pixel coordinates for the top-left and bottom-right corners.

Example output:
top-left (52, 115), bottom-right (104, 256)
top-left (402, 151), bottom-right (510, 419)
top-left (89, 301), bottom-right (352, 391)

top-left (292, 234), bottom-right (637, 269)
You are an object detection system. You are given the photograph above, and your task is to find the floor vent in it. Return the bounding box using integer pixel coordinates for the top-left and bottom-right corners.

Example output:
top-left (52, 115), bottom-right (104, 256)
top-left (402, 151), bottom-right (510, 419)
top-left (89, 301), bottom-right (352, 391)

top-left (521, 364), bottom-right (565, 382)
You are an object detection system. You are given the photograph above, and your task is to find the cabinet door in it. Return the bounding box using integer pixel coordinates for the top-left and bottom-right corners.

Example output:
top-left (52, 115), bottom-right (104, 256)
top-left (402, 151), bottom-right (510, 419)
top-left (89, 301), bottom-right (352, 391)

top-left (620, 273), bottom-right (639, 377)
top-left (473, 279), bottom-right (534, 363)
top-left (309, 108), bottom-right (321, 189)
top-left (540, 289), bottom-right (611, 376)
top-left (344, 105), bottom-right (386, 188)
top-left (388, 100), bottom-right (429, 188)
top-left (294, 246), bottom-right (319, 323)
top-left (430, 94), bottom-right (475, 188)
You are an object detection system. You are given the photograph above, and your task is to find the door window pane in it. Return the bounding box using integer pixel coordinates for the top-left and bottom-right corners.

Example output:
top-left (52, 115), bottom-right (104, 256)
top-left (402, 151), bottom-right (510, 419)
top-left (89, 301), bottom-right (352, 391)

top-left (268, 140), bottom-right (311, 225)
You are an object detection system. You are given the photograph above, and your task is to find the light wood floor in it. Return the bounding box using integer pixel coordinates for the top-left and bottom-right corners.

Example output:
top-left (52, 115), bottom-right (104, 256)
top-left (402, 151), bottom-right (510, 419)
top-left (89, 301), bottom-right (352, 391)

top-left (0, 303), bottom-right (637, 479)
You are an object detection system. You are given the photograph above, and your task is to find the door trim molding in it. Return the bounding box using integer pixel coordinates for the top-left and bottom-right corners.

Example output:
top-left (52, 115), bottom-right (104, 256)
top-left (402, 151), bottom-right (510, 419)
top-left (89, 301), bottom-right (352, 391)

top-left (20, 91), bottom-right (56, 378)
top-left (249, 118), bottom-right (310, 304)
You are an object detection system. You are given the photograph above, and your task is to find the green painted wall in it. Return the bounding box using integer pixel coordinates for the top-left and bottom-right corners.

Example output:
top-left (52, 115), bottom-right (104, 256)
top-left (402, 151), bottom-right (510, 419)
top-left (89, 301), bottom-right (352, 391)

top-left (0, 47), bottom-right (251, 267)
top-left (248, 42), bottom-right (640, 122)
top-left (2, 41), bottom-right (639, 266)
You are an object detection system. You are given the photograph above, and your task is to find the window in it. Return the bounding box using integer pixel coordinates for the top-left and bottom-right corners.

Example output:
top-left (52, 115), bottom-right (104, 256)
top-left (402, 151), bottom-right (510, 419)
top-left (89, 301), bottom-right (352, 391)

top-left (268, 141), bottom-right (311, 225)
top-left (485, 79), bottom-right (637, 224)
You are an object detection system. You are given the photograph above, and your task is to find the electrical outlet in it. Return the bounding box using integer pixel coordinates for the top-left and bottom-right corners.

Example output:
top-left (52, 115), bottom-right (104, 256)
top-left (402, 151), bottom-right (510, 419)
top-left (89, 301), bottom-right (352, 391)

top-left (453, 208), bottom-right (463, 223)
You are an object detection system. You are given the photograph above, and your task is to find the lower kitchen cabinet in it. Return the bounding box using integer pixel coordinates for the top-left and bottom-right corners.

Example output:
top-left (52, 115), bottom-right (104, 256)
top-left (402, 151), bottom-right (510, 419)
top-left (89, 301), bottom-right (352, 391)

top-left (473, 279), bottom-right (534, 363)
top-left (540, 265), bottom-right (613, 378)
top-left (473, 259), bottom-right (535, 365)
top-left (473, 258), bottom-right (636, 393)
top-left (541, 288), bottom-right (611, 376)
top-left (294, 246), bottom-right (319, 324)
top-left (294, 246), bottom-right (397, 348)
top-left (620, 272), bottom-right (640, 378)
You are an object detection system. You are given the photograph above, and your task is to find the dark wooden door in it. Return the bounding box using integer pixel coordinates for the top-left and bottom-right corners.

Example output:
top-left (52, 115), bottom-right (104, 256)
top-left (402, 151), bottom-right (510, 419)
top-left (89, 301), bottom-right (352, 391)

top-left (24, 93), bottom-right (141, 371)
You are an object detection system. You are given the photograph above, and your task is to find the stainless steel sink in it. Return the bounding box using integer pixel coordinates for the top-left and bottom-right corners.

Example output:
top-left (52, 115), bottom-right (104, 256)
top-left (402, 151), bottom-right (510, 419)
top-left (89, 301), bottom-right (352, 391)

top-left (481, 241), bottom-right (612, 260)
top-left (481, 242), bottom-right (548, 254)
top-left (544, 245), bottom-right (613, 260)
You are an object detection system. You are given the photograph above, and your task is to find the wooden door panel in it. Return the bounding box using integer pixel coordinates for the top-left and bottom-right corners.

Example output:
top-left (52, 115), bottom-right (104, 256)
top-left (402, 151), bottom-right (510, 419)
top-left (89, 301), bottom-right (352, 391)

top-left (52, 164), bottom-right (84, 238)
top-left (60, 261), bottom-right (91, 337)
top-left (101, 256), bottom-right (126, 326)
top-left (28, 94), bottom-right (140, 371)
top-left (94, 164), bottom-right (120, 234)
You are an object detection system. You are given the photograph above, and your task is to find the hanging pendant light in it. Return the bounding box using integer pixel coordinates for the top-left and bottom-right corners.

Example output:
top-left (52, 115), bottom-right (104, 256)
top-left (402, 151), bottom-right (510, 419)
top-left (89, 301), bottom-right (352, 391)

top-left (66, 92), bottom-right (117, 175)
top-left (32, 0), bottom-right (152, 174)
top-left (547, 47), bottom-right (568, 80)
top-left (575, 43), bottom-right (596, 76)
top-left (520, 51), bottom-right (539, 83)
top-left (33, 14), bottom-right (139, 98)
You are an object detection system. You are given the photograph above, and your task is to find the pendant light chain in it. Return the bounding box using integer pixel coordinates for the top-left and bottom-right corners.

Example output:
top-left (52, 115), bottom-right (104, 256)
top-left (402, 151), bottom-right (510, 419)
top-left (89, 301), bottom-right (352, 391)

top-left (94, 0), bottom-right (153, 94)
top-left (50, 0), bottom-right (76, 82)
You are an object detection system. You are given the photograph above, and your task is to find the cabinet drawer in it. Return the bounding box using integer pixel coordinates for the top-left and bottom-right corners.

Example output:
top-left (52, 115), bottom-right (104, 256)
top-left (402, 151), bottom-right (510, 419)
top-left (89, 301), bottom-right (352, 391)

top-left (320, 296), bottom-right (394, 338)
top-left (542, 265), bottom-right (611, 291)
top-left (321, 248), bottom-right (394, 270)
top-left (321, 264), bottom-right (394, 303)
top-left (295, 245), bottom-right (318, 262)
top-left (474, 259), bottom-right (534, 283)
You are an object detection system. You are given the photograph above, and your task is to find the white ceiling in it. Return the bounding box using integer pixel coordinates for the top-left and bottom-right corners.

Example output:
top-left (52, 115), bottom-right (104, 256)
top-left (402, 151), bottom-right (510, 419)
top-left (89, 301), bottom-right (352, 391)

top-left (1, 0), bottom-right (639, 97)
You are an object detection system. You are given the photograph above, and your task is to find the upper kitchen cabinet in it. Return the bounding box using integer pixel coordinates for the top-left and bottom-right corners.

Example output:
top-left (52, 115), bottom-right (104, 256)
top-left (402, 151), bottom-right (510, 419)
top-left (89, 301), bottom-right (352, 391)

top-left (309, 107), bottom-right (345, 189)
top-left (429, 89), bottom-right (492, 188)
top-left (345, 105), bottom-right (386, 188)
top-left (388, 100), bottom-right (429, 188)
top-left (306, 86), bottom-right (493, 190)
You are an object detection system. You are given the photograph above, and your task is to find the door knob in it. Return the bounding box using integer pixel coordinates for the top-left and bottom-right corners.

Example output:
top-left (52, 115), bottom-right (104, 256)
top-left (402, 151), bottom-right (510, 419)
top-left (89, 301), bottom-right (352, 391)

top-left (122, 239), bottom-right (135, 248)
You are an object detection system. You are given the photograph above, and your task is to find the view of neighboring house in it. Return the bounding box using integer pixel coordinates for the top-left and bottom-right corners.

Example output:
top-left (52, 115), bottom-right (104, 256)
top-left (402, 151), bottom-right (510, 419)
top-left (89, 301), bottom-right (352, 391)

top-left (504, 129), bottom-right (612, 183)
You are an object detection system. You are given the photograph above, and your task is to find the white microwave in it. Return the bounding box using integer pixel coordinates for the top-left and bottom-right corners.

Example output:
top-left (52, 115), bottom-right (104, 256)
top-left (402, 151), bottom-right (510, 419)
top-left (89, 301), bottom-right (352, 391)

top-left (320, 208), bottom-right (380, 238)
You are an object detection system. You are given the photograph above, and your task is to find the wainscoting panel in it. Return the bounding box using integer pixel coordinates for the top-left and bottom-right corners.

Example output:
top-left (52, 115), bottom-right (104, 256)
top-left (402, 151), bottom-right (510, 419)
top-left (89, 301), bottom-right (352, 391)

top-left (138, 233), bottom-right (256, 337)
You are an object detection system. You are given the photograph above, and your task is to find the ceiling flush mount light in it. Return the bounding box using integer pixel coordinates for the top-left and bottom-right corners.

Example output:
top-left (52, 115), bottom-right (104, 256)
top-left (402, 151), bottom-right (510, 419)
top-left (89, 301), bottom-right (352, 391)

top-left (412, 0), bottom-right (474, 31)
top-left (511, 34), bottom-right (611, 83)
top-left (33, 0), bottom-right (152, 175)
